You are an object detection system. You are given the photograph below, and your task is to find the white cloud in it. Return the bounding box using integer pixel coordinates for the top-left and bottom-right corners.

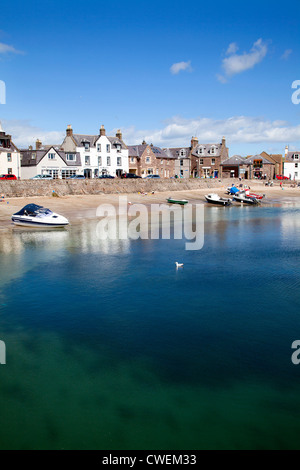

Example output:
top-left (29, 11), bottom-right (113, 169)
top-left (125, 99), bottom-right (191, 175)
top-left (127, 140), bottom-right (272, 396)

top-left (218, 39), bottom-right (268, 82)
top-left (281, 49), bottom-right (292, 60)
top-left (119, 115), bottom-right (300, 149)
top-left (170, 61), bottom-right (192, 75)
top-left (226, 43), bottom-right (239, 55)
top-left (0, 42), bottom-right (23, 55)
top-left (2, 120), bottom-right (65, 148)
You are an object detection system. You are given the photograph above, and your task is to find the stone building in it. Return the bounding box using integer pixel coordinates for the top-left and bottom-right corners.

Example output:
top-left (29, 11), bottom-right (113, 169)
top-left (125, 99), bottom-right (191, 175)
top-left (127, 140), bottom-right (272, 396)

top-left (190, 137), bottom-right (229, 178)
top-left (127, 142), bottom-right (174, 178)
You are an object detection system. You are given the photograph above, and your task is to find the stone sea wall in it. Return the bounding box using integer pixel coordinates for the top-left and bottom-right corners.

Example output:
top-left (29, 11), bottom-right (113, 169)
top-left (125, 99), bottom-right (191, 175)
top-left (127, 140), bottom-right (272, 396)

top-left (0, 178), bottom-right (230, 198)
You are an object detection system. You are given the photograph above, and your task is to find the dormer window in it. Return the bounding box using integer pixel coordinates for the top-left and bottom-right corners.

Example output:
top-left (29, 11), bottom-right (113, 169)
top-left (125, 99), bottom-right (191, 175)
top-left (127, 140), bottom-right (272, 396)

top-left (116, 144), bottom-right (121, 153)
top-left (211, 147), bottom-right (215, 155)
top-left (198, 148), bottom-right (203, 155)
top-left (180, 149), bottom-right (186, 157)
top-left (294, 154), bottom-right (299, 160)
top-left (84, 143), bottom-right (90, 151)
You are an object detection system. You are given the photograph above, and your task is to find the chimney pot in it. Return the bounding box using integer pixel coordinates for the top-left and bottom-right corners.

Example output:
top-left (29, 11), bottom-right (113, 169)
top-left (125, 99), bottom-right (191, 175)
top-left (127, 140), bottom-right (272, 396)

top-left (66, 125), bottom-right (73, 137)
top-left (116, 129), bottom-right (122, 140)
top-left (36, 139), bottom-right (42, 150)
top-left (100, 125), bottom-right (106, 136)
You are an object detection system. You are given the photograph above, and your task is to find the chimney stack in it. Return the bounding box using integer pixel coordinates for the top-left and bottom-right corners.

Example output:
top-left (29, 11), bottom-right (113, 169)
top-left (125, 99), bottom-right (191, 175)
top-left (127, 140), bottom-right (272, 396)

top-left (191, 136), bottom-right (198, 148)
top-left (36, 139), bottom-right (42, 150)
top-left (66, 125), bottom-right (73, 137)
top-left (116, 129), bottom-right (122, 140)
top-left (285, 145), bottom-right (289, 157)
top-left (142, 140), bottom-right (147, 145)
top-left (100, 125), bottom-right (106, 136)
top-left (29, 145), bottom-right (33, 151)
top-left (222, 136), bottom-right (226, 146)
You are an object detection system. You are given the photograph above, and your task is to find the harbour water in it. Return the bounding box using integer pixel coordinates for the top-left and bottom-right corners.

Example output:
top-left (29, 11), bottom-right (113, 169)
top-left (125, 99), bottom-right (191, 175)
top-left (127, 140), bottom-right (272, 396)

top-left (0, 202), bottom-right (300, 449)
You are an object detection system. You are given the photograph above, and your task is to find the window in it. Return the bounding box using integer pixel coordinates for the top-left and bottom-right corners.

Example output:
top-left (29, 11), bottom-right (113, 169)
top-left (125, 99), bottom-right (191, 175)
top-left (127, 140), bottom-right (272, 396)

top-left (180, 149), bottom-right (186, 157)
top-left (97, 144), bottom-right (101, 152)
top-left (48, 153), bottom-right (55, 160)
top-left (146, 157), bottom-right (151, 163)
top-left (212, 158), bottom-right (216, 165)
top-left (295, 163), bottom-right (298, 168)
top-left (116, 144), bottom-right (121, 153)
top-left (294, 154), bottom-right (299, 160)
top-left (7, 153), bottom-right (12, 162)
top-left (98, 156), bottom-right (102, 166)
top-left (131, 157), bottom-right (135, 163)
top-left (106, 144), bottom-right (110, 153)
top-left (200, 159), bottom-right (204, 165)
top-left (62, 169), bottom-right (76, 179)
top-left (211, 147), bottom-right (215, 154)
top-left (254, 159), bottom-right (263, 168)
top-left (295, 172), bottom-right (298, 177)
top-left (8, 168), bottom-right (12, 174)
top-left (67, 154), bottom-right (76, 161)
top-left (107, 157), bottom-right (111, 166)
top-left (161, 159), bottom-right (163, 165)
top-left (117, 157), bottom-right (122, 166)
top-left (32, 153), bottom-right (36, 160)
top-left (85, 156), bottom-right (90, 165)
top-left (84, 143), bottom-right (90, 151)
top-left (198, 148), bottom-right (203, 154)
top-left (180, 160), bottom-right (184, 166)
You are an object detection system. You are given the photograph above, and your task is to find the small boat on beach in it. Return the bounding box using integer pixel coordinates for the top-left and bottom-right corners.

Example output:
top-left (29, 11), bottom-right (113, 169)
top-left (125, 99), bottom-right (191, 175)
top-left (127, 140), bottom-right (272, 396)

top-left (167, 198), bottom-right (189, 205)
top-left (233, 191), bottom-right (259, 205)
top-left (205, 194), bottom-right (232, 206)
top-left (12, 204), bottom-right (69, 228)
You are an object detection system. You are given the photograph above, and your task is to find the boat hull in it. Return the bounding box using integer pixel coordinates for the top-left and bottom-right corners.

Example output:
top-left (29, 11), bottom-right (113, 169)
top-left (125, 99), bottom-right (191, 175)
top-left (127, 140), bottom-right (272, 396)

top-left (233, 196), bottom-right (259, 205)
top-left (12, 217), bottom-right (69, 228)
top-left (205, 196), bottom-right (232, 206)
top-left (167, 199), bottom-right (189, 205)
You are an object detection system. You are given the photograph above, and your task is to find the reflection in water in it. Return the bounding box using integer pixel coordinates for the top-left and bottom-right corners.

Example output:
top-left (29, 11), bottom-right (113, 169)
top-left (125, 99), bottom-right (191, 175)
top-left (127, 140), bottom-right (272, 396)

top-left (0, 203), bottom-right (300, 449)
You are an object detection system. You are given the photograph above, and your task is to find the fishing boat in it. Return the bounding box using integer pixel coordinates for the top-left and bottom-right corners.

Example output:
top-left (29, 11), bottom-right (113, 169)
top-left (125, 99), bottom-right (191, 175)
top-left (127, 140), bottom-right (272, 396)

top-left (167, 197), bottom-right (189, 205)
top-left (233, 191), bottom-right (259, 205)
top-left (245, 190), bottom-right (265, 200)
top-left (12, 204), bottom-right (69, 228)
top-left (205, 194), bottom-right (232, 206)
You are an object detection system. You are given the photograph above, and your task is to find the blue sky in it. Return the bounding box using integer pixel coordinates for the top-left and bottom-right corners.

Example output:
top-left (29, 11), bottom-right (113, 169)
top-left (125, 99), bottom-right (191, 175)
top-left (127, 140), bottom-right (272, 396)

top-left (0, 0), bottom-right (299, 155)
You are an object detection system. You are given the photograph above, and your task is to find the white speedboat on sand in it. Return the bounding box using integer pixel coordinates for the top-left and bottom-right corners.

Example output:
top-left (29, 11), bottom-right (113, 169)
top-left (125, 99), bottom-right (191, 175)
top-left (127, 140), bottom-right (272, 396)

top-left (12, 204), bottom-right (69, 228)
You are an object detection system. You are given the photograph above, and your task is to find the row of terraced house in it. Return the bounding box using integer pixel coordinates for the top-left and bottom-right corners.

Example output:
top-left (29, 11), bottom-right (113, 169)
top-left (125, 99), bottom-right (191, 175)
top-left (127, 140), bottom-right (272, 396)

top-left (0, 122), bottom-right (299, 180)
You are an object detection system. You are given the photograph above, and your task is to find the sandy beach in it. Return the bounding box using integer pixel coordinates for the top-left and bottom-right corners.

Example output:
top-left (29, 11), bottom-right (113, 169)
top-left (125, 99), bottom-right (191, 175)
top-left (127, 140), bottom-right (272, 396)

top-left (0, 182), bottom-right (300, 231)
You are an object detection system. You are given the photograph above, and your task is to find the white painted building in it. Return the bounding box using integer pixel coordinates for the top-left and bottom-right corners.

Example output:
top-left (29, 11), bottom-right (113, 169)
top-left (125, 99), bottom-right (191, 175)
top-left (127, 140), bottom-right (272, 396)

top-left (284, 146), bottom-right (300, 181)
top-left (21, 145), bottom-right (81, 179)
top-left (60, 125), bottom-right (129, 178)
top-left (0, 123), bottom-right (21, 179)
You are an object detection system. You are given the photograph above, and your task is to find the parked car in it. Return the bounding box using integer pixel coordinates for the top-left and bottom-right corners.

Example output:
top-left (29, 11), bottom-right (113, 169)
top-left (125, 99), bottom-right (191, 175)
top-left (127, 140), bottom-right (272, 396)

top-left (31, 174), bottom-right (53, 180)
top-left (98, 175), bottom-right (115, 179)
top-left (67, 175), bottom-right (86, 179)
top-left (276, 175), bottom-right (289, 180)
top-left (121, 173), bottom-right (142, 179)
top-left (146, 175), bottom-right (160, 179)
top-left (0, 174), bottom-right (17, 180)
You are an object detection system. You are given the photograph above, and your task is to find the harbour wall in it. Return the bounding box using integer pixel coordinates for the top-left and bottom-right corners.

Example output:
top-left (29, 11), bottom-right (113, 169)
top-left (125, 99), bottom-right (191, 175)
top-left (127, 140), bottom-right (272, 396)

top-left (0, 178), bottom-right (277, 198)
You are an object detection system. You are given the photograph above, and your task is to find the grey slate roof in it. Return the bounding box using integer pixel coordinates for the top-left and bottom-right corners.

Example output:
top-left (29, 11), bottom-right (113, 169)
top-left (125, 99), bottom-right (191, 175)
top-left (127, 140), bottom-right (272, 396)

top-left (72, 134), bottom-right (98, 147)
top-left (244, 155), bottom-right (273, 165)
top-left (127, 144), bottom-right (168, 158)
top-left (107, 137), bottom-right (127, 150)
top-left (285, 151), bottom-right (300, 163)
top-left (21, 148), bottom-right (81, 167)
top-left (221, 155), bottom-right (245, 166)
top-left (163, 148), bottom-right (190, 159)
top-left (191, 143), bottom-right (221, 158)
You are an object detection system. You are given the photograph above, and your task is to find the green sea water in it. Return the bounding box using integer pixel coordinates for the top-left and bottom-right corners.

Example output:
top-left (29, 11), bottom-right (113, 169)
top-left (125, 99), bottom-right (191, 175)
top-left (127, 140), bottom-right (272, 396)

top-left (0, 202), bottom-right (299, 449)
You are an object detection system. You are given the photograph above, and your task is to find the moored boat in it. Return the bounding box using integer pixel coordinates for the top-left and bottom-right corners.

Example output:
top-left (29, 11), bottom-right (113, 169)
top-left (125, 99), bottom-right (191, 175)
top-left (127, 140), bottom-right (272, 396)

top-left (167, 198), bottom-right (189, 205)
top-left (205, 194), bottom-right (232, 206)
top-left (233, 191), bottom-right (259, 205)
top-left (12, 204), bottom-right (69, 228)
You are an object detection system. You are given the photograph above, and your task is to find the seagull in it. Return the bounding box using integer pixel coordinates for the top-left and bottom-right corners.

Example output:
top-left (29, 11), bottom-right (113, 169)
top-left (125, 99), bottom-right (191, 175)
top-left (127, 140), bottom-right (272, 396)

top-left (175, 262), bottom-right (184, 268)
